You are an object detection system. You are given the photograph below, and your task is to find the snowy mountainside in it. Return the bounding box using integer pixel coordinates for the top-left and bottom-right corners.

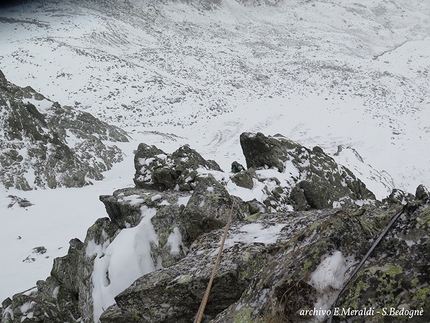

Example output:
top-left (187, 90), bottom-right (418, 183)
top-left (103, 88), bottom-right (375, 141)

top-left (0, 0), bottom-right (429, 193)
top-left (1, 134), bottom-right (429, 323)
top-left (0, 70), bottom-right (129, 190)
top-left (0, 0), bottom-right (430, 307)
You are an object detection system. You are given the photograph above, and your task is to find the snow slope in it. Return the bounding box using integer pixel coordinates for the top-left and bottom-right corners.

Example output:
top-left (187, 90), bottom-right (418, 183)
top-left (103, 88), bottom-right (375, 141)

top-left (0, 0), bottom-right (429, 306)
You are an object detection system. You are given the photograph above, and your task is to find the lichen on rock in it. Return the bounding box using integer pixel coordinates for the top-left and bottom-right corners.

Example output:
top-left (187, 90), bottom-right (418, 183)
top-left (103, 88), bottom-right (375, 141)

top-left (333, 203), bottom-right (430, 322)
top-left (2, 134), bottom-right (429, 323)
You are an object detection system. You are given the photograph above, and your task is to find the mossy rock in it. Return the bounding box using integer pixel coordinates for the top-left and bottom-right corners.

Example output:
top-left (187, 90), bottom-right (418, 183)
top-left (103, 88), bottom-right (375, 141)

top-left (180, 174), bottom-right (240, 244)
top-left (231, 168), bottom-right (255, 189)
top-left (334, 203), bottom-right (430, 322)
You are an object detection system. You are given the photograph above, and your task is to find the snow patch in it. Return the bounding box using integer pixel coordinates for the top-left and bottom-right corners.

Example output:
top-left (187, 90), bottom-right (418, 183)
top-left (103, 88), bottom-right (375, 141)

top-left (177, 195), bottom-right (191, 206)
top-left (226, 223), bottom-right (286, 247)
top-left (91, 206), bottom-right (158, 322)
top-left (167, 227), bottom-right (184, 255)
top-left (151, 194), bottom-right (162, 202)
top-left (122, 194), bottom-right (145, 206)
top-left (309, 251), bottom-right (356, 321)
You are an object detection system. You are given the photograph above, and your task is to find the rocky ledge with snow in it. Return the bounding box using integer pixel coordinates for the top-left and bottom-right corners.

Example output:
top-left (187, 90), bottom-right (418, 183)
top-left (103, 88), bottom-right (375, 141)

top-left (1, 132), bottom-right (429, 323)
top-left (0, 70), bottom-right (128, 190)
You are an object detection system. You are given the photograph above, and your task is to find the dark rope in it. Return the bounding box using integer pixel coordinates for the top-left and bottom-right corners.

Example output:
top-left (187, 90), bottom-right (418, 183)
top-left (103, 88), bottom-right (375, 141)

top-left (327, 205), bottom-right (407, 323)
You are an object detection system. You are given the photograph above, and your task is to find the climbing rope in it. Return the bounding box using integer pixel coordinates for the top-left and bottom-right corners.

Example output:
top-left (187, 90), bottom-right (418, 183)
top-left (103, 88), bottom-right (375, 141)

top-left (327, 205), bottom-right (407, 323)
top-left (193, 198), bottom-right (236, 323)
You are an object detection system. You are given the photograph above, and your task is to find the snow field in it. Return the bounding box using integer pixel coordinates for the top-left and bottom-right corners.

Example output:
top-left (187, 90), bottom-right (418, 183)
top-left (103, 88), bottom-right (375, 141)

top-left (0, 0), bottom-right (429, 318)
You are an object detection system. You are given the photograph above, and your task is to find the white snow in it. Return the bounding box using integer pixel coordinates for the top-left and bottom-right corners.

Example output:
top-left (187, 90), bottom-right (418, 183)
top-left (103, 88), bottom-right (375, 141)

top-left (310, 251), bottom-right (348, 292)
top-left (0, 0), bottom-right (429, 320)
top-left (120, 194), bottom-right (144, 206)
top-left (225, 223), bottom-right (286, 247)
top-left (90, 205), bottom-right (158, 322)
top-left (150, 194), bottom-right (162, 202)
top-left (167, 227), bottom-right (184, 255)
top-left (177, 195), bottom-right (192, 207)
top-left (309, 251), bottom-right (356, 322)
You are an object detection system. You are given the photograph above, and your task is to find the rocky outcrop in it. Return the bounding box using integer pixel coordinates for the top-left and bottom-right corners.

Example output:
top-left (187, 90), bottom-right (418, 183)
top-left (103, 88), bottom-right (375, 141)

top-left (100, 201), bottom-right (430, 323)
top-left (0, 70), bottom-right (128, 190)
top-left (2, 134), bottom-right (429, 323)
top-left (134, 143), bottom-right (222, 191)
top-left (332, 202), bottom-right (430, 323)
top-left (0, 152), bottom-right (247, 323)
top-left (179, 174), bottom-right (244, 243)
top-left (100, 227), bottom-right (269, 323)
top-left (240, 132), bottom-right (376, 211)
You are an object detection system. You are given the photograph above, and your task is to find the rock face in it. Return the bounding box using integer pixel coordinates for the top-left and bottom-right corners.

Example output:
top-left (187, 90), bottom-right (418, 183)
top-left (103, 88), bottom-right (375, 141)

top-left (99, 202), bottom-right (430, 323)
top-left (240, 132), bottom-right (375, 211)
top-left (134, 143), bottom-right (222, 191)
top-left (0, 70), bottom-right (128, 190)
top-left (2, 134), bottom-right (429, 323)
top-left (333, 202), bottom-right (430, 323)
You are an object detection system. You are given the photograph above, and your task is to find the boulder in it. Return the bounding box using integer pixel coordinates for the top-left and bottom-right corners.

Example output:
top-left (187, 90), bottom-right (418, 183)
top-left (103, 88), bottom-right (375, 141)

top-left (180, 174), bottom-right (244, 244)
top-left (134, 143), bottom-right (223, 191)
top-left (230, 168), bottom-right (255, 189)
top-left (415, 184), bottom-right (429, 202)
top-left (6, 195), bottom-right (33, 208)
top-left (240, 132), bottom-right (376, 211)
top-left (100, 235), bottom-right (268, 323)
top-left (99, 187), bottom-right (193, 268)
top-left (240, 132), bottom-right (293, 172)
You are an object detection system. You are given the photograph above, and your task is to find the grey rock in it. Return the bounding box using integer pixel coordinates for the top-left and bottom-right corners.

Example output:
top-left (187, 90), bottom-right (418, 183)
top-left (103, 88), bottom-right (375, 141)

top-left (333, 203), bottom-right (430, 323)
top-left (5, 239), bottom-right (86, 323)
top-left (100, 212), bottom-right (293, 323)
top-left (7, 195), bottom-right (33, 208)
top-left (99, 187), bottom-right (192, 268)
top-left (0, 70), bottom-right (6, 84)
top-left (180, 174), bottom-right (244, 244)
top-left (230, 168), bottom-right (255, 189)
top-left (240, 132), bottom-right (292, 172)
top-left (240, 132), bottom-right (376, 211)
top-left (0, 70), bottom-right (128, 190)
top-left (415, 184), bottom-right (429, 202)
top-left (32, 246), bottom-right (47, 255)
top-left (382, 188), bottom-right (415, 205)
top-left (98, 201), bottom-right (430, 323)
top-left (134, 143), bottom-right (223, 191)
top-left (209, 201), bottom-right (430, 323)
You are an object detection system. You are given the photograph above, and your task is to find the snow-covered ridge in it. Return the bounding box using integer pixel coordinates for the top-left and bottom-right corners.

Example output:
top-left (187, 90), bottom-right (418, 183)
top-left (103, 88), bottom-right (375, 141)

top-left (1, 129), bottom-right (430, 322)
top-left (0, 70), bottom-right (129, 190)
top-left (0, 0), bottom-right (428, 193)
top-left (0, 0), bottom-right (430, 316)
